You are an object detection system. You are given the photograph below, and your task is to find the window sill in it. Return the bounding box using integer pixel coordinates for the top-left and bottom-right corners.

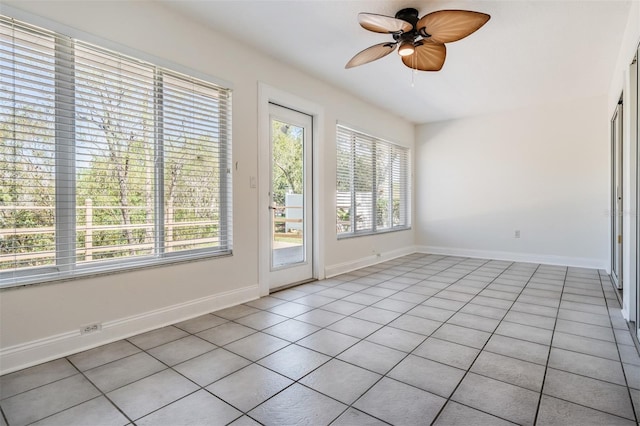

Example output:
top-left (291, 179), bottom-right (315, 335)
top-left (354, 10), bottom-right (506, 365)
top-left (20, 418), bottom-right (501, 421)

top-left (337, 226), bottom-right (412, 240)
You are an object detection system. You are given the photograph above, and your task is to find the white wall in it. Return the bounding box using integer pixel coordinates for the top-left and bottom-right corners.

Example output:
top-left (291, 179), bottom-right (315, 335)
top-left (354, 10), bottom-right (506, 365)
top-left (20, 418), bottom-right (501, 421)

top-left (415, 96), bottom-right (609, 268)
top-left (0, 1), bottom-right (414, 373)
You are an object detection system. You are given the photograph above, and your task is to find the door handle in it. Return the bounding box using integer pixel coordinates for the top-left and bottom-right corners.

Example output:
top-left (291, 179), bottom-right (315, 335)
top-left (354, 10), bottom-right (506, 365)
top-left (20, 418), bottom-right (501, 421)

top-left (268, 206), bottom-right (276, 210)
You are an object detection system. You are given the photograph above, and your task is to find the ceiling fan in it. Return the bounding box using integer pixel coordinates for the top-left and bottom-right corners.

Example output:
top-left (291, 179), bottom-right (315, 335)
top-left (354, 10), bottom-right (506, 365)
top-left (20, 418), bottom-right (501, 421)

top-left (345, 8), bottom-right (490, 71)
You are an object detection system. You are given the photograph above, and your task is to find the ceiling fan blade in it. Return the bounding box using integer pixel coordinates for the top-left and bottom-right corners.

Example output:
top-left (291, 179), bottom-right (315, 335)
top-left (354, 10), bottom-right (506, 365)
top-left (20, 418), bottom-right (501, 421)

top-left (345, 42), bottom-right (397, 69)
top-left (358, 13), bottom-right (413, 34)
top-left (401, 41), bottom-right (446, 71)
top-left (417, 10), bottom-right (490, 43)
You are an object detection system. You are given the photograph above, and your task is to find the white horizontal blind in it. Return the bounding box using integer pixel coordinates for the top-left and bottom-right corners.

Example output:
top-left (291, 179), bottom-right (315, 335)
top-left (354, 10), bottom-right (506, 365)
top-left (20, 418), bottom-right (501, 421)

top-left (375, 141), bottom-right (391, 230)
top-left (0, 18), bottom-right (58, 273)
top-left (74, 42), bottom-right (156, 264)
top-left (0, 15), bottom-right (232, 287)
top-left (336, 125), bottom-right (409, 237)
top-left (161, 73), bottom-right (232, 254)
top-left (391, 144), bottom-right (409, 227)
top-left (336, 126), bottom-right (354, 234)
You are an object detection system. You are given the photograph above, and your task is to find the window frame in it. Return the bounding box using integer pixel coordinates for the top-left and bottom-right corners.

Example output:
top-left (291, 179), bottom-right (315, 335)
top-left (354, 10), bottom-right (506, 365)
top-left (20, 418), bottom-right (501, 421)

top-left (336, 124), bottom-right (411, 239)
top-left (0, 14), bottom-right (233, 288)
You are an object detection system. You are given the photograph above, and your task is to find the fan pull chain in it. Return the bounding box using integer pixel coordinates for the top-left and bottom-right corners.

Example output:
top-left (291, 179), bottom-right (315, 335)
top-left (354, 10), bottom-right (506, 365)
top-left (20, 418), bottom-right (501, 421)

top-left (410, 53), bottom-right (417, 87)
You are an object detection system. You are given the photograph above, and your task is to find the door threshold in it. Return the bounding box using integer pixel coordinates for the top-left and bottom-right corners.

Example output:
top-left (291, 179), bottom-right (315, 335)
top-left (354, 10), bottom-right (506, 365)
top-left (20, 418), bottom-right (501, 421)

top-left (270, 278), bottom-right (318, 294)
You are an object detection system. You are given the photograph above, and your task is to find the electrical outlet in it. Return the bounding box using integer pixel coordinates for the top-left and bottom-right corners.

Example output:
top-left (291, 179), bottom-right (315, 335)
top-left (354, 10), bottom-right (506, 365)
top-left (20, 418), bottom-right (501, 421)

top-left (80, 323), bottom-right (102, 335)
top-left (514, 230), bottom-right (521, 239)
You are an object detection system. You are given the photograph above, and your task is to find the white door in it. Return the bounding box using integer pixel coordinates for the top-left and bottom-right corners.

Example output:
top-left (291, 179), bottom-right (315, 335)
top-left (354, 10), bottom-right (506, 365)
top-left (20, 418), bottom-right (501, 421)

top-left (612, 100), bottom-right (623, 289)
top-left (266, 103), bottom-right (313, 290)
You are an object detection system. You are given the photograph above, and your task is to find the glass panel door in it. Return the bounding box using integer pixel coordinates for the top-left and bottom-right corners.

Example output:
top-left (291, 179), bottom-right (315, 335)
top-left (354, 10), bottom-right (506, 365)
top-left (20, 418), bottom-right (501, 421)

top-left (268, 103), bottom-right (312, 289)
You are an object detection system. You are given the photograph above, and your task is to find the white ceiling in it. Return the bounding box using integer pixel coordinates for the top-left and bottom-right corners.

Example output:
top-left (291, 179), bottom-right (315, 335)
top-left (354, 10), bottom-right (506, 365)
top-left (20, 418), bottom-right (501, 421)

top-left (159, 0), bottom-right (632, 124)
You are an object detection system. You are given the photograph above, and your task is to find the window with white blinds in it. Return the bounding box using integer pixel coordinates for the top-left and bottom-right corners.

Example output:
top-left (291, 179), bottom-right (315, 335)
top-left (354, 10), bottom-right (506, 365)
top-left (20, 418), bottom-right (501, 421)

top-left (0, 16), bottom-right (232, 287)
top-left (336, 125), bottom-right (409, 237)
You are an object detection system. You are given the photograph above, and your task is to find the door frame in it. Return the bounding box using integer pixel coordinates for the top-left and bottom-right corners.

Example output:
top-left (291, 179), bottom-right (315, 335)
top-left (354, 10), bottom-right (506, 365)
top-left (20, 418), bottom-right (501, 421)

top-left (611, 97), bottom-right (624, 289)
top-left (257, 82), bottom-right (325, 296)
top-left (617, 47), bottom-right (639, 334)
top-left (631, 47), bottom-right (639, 337)
top-left (623, 49), bottom-right (639, 332)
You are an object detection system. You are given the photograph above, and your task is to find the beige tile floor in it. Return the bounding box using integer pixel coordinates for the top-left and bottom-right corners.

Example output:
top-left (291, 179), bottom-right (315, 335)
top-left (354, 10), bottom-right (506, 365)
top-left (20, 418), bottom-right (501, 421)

top-left (1, 254), bottom-right (639, 425)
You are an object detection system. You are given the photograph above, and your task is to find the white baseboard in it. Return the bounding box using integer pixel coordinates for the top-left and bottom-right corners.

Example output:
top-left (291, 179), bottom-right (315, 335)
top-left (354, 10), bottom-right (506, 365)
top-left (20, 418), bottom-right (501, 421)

top-left (416, 246), bottom-right (607, 270)
top-left (621, 306), bottom-right (630, 322)
top-left (0, 284), bottom-right (259, 375)
top-left (324, 246), bottom-right (417, 278)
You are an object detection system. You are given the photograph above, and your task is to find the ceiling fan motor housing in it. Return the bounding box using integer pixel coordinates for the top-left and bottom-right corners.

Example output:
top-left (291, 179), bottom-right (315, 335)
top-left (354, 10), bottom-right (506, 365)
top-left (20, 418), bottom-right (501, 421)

top-left (394, 8), bottom-right (419, 27)
top-left (393, 8), bottom-right (423, 44)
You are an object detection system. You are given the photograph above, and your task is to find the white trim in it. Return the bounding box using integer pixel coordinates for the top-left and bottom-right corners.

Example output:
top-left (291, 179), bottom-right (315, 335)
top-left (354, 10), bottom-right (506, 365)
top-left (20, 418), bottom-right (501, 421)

top-left (325, 246), bottom-right (417, 278)
top-left (416, 246), bottom-right (606, 270)
top-left (611, 99), bottom-right (624, 289)
top-left (622, 50), bottom-right (639, 326)
top-left (0, 284), bottom-right (258, 375)
top-left (621, 306), bottom-right (630, 322)
top-left (257, 82), bottom-right (325, 296)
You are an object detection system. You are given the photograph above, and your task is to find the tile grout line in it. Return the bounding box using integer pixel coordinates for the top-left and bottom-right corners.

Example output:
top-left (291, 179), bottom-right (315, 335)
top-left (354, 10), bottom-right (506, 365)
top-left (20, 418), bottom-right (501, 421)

top-left (132, 342), bottom-right (244, 425)
top-left (337, 257), bottom-right (496, 423)
top-left (531, 265), bottom-right (568, 425)
top-left (598, 271), bottom-right (639, 424)
top-left (280, 256), bottom-right (448, 425)
top-left (141, 290), bottom-right (624, 376)
top-left (70, 318), bottom-right (266, 425)
top-left (78, 338), bottom-right (211, 426)
top-left (114, 308), bottom-right (290, 425)
top-left (333, 255), bottom-right (501, 425)
top-left (170, 255), bottom-right (428, 424)
top-left (247, 256), bottom-right (517, 424)
top-left (0, 263), bottom-right (550, 423)
top-left (2, 255), bottom-right (635, 426)
top-left (173, 263), bottom-right (636, 426)
top-left (430, 262), bottom-right (543, 425)
top-left (2, 356), bottom-right (140, 426)
top-left (227, 254), bottom-right (444, 425)
top-left (0, 276), bottom-right (568, 425)
top-left (0, 256), bottom-right (457, 424)
top-left (252, 255), bottom-right (485, 424)
top-left (239, 254), bottom-right (478, 425)
top-left (69, 356), bottom-right (135, 426)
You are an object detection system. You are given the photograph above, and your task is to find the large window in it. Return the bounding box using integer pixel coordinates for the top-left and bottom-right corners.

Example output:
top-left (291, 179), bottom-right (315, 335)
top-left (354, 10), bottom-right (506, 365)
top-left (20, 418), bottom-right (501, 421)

top-left (0, 16), bottom-right (232, 286)
top-left (336, 125), bottom-right (409, 237)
